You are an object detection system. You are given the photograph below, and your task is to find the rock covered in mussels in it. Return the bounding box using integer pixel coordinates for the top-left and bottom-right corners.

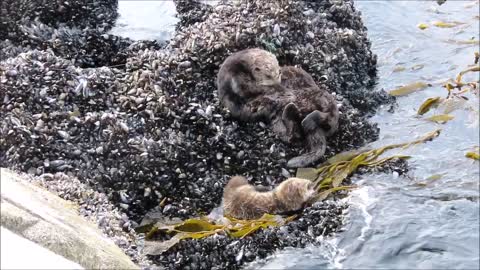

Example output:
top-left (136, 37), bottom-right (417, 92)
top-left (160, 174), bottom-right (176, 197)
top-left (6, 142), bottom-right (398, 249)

top-left (0, 0), bottom-right (119, 42)
top-left (161, 0), bottom-right (394, 115)
top-left (0, 0), bottom-right (396, 269)
top-left (173, 0), bottom-right (213, 30)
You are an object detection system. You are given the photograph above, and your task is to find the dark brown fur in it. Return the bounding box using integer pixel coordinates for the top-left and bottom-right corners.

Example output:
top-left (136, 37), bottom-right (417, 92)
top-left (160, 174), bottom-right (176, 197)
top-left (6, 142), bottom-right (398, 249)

top-left (274, 66), bottom-right (339, 168)
top-left (217, 48), bottom-right (283, 122)
top-left (216, 49), bottom-right (339, 168)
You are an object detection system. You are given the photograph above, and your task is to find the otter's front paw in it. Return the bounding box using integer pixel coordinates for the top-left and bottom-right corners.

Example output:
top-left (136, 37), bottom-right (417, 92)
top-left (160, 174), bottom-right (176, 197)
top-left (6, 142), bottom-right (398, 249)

top-left (282, 103), bottom-right (303, 142)
top-left (282, 103), bottom-right (301, 122)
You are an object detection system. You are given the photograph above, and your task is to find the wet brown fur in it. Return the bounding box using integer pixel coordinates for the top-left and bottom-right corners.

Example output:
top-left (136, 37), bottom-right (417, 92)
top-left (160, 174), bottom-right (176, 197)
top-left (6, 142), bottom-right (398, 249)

top-left (222, 176), bottom-right (316, 220)
top-left (216, 48), bottom-right (339, 167)
top-left (217, 48), bottom-right (284, 122)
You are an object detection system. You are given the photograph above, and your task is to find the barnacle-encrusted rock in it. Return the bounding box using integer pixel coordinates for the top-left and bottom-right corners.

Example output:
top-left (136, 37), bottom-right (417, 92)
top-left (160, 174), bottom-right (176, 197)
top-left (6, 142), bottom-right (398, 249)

top-left (0, 0), bottom-right (397, 269)
top-left (173, 0), bottom-right (213, 30)
top-left (0, 0), bottom-right (118, 42)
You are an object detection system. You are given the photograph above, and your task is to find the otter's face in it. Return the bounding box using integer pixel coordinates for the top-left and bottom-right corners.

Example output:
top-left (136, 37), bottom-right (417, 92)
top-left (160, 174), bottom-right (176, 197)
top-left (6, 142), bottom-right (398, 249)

top-left (250, 52), bottom-right (281, 86)
top-left (254, 64), bottom-right (281, 86)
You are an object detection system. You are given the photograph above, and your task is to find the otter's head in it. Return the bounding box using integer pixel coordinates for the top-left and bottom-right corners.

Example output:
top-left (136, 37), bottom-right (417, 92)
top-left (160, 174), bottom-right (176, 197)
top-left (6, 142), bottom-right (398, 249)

top-left (275, 178), bottom-right (317, 212)
top-left (249, 50), bottom-right (281, 86)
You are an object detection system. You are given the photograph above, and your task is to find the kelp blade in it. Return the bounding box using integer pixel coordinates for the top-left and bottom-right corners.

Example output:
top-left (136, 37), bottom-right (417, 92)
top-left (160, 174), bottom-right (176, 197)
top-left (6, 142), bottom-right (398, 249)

top-left (174, 218), bottom-right (224, 232)
top-left (426, 114), bottom-right (454, 123)
top-left (143, 235), bottom-right (183, 255)
top-left (433, 21), bottom-right (464, 28)
top-left (142, 213), bottom-right (297, 255)
top-left (389, 82), bottom-right (430, 96)
top-left (417, 97), bottom-right (442, 115)
top-left (417, 23), bottom-right (429, 30)
top-left (466, 151), bottom-right (480, 160)
top-left (456, 66), bottom-right (480, 84)
top-left (296, 167), bottom-right (320, 181)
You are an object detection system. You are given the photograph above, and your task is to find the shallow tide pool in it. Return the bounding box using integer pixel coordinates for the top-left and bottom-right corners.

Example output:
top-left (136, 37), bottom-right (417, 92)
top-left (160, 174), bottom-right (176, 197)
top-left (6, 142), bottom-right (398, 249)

top-left (111, 1), bottom-right (480, 268)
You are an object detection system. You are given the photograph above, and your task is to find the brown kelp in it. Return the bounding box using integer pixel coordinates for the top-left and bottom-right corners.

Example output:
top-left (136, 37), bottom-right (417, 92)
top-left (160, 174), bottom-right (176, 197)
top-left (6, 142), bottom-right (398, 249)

top-left (142, 214), bottom-right (297, 255)
top-left (416, 53), bottom-right (479, 125)
top-left (465, 146), bottom-right (480, 160)
top-left (389, 81), bottom-right (431, 96)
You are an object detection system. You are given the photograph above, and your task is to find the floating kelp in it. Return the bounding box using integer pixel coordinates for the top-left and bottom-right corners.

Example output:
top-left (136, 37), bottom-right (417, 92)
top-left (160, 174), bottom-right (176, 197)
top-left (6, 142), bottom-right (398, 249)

top-left (426, 114), bottom-right (454, 124)
top-left (417, 97), bottom-right (442, 115)
top-left (142, 214), bottom-right (296, 255)
top-left (389, 82), bottom-right (431, 96)
top-left (416, 56), bottom-right (479, 122)
top-left (443, 39), bottom-right (480, 45)
top-left (455, 65), bottom-right (480, 84)
top-left (417, 21), bottom-right (464, 30)
top-left (466, 152), bottom-right (480, 160)
top-left (393, 65), bottom-right (407, 72)
top-left (433, 21), bottom-right (465, 28)
top-left (411, 64), bottom-right (425, 71)
top-left (414, 174), bottom-right (444, 187)
top-left (417, 23), bottom-right (429, 30)
top-left (297, 129), bottom-right (441, 199)
top-left (465, 146), bottom-right (480, 160)
top-left (474, 52), bottom-right (479, 64)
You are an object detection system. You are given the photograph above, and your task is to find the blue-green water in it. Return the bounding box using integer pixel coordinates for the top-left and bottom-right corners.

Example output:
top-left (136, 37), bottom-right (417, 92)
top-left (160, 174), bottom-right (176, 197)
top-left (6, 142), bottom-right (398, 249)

top-left (111, 1), bottom-right (480, 269)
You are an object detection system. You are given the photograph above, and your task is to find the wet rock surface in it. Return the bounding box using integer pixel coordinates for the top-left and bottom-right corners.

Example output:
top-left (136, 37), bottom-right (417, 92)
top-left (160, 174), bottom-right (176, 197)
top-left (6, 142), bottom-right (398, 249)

top-left (0, 0), bottom-right (397, 269)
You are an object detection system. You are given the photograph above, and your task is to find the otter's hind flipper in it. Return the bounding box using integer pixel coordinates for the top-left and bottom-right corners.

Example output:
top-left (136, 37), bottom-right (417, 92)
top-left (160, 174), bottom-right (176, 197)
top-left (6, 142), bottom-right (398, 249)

top-left (286, 128), bottom-right (327, 168)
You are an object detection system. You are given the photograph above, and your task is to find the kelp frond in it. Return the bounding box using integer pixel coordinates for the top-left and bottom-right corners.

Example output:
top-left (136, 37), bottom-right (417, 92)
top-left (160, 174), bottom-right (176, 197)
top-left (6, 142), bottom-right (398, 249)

top-left (142, 213), bottom-right (297, 255)
top-left (296, 129), bottom-right (441, 198)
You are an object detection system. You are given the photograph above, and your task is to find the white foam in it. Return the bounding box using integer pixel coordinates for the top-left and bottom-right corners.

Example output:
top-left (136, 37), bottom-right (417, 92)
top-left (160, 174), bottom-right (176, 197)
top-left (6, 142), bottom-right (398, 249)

top-left (343, 185), bottom-right (377, 241)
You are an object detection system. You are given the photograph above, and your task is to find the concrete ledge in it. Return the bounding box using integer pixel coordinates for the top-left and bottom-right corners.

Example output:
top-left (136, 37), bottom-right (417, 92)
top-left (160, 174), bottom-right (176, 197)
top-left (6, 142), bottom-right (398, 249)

top-left (0, 168), bottom-right (139, 270)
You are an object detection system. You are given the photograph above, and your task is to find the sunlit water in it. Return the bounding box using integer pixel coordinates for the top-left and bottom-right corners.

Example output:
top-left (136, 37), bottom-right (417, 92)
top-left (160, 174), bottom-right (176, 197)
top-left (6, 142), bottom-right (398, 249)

top-left (110, 1), bottom-right (480, 269)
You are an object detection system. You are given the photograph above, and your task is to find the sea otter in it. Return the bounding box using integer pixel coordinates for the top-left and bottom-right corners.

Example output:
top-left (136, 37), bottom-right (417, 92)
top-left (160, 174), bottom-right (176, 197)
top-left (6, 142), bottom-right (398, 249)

top-left (216, 48), bottom-right (339, 167)
top-left (222, 176), bottom-right (317, 220)
top-left (274, 66), bottom-right (339, 168)
top-left (216, 48), bottom-right (284, 122)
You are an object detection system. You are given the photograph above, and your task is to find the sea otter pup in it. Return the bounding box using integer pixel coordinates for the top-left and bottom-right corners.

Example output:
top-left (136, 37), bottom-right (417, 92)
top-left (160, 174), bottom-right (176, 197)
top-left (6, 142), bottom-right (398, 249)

top-left (222, 176), bottom-right (317, 220)
top-left (217, 48), bottom-right (339, 167)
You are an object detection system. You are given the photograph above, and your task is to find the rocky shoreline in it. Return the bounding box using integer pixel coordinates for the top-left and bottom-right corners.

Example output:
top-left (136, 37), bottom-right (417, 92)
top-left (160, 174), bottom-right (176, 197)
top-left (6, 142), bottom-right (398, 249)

top-left (1, 0), bottom-right (398, 269)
